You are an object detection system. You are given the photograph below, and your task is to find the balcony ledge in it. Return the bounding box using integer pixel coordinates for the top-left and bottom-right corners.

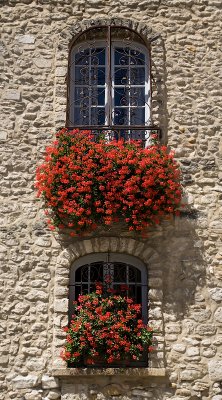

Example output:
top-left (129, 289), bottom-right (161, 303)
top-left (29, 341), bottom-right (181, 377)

top-left (52, 367), bottom-right (166, 377)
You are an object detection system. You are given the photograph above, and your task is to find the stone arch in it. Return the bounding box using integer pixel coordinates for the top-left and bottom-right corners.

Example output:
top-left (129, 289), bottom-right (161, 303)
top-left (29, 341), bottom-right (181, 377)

top-left (52, 237), bottom-right (163, 369)
top-left (58, 18), bottom-right (158, 51)
top-left (56, 237), bottom-right (160, 273)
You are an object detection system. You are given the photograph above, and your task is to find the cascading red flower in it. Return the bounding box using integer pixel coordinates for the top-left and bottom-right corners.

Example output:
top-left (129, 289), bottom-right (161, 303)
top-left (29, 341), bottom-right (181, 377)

top-left (61, 285), bottom-right (155, 366)
top-left (36, 128), bottom-right (182, 234)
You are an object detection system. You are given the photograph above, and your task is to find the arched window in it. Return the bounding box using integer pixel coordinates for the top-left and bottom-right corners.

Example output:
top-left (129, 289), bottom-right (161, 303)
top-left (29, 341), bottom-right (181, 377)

top-left (69, 253), bottom-right (148, 367)
top-left (67, 26), bottom-right (152, 143)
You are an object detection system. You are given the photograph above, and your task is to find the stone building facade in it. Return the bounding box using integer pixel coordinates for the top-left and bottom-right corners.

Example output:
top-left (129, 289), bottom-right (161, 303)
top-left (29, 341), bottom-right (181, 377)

top-left (0, 0), bottom-right (222, 399)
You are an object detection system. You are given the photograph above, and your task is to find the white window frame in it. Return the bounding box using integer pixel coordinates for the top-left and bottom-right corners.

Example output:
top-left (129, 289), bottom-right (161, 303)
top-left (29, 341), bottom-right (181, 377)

top-left (70, 40), bottom-right (150, 129)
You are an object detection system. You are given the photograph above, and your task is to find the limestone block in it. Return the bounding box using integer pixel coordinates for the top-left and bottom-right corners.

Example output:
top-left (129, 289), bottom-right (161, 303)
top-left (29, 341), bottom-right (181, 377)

top-left (202, 347), bottom-right (217, 358)
top-left (3, 90), bottom-right (21, 101)
top-left (54, 298), bottom-right (68, 313)
top-left (11, 374), bottom-right (40, 389)
top-left (35, 237), bottom-right (52, 247)
top-left (26, 358), bottom-right (47, 371)
top-left (180, 369), bottom-right (203, 381)
top-left (25, 290), bottom-right (48, 302)
top-left (192, 309), bottom-right (211, 322)
top-left (209, 288), bottom-right (222, 302)
top-left (149, 289), bottom-right (163, 301)
top-left (24, 390), bottom-right (43, 400)
top-left (186, 347), bottom-right (200, 357)
top-left (34, 58), bottom-right (52, 68)
top-left (149, 278), bottom-right (162, 288)
top-left (214, 307), bottom-right (222, 323)
top-left (197, 324), bottom-right (216, 336)
top-left (82, 239), bottom-right (93, 254)
top-left (15, 35), bottom-right (35, 44)
top-left (132, 389), bottom-right (153, 397)
top-left (56, 67), bottom-right (67, 77)
top-left (172, 344), bottom-right (186, 353)
top-left (209, 360), bottom-right (222, 381)
top-left (0, 132), bottom-right (7, 140)
top-left (47, 390), bottom-right (61, 399)
top-left (166, 324), bottom-right (181, 334)
top-left (42, 375), bottom-right (59, 389)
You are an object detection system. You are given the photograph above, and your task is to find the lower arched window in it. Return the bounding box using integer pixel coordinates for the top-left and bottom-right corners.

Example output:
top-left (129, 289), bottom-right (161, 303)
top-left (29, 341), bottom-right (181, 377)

top-left (69, 253), bottom-right (148, 367)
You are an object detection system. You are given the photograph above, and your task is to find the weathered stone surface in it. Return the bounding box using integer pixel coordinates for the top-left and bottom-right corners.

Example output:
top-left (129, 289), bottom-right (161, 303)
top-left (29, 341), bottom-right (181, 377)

top-left (34, 58), bottom-right (52, 68)
top-left (24, 390), bottom-right (43, 400)
top-left (1, 2), bottom-right (222, 400)
top-left (0, 132), bottom-right (7, 141)
top-left (11, 375), bottom-right (40, 389)
top-left (209, 360), bottom-right (222, 382)
top-left (15, 35), bottom-right (35, 44)
top-left (214, 307), bottom-right (222, 323)
top-left (3, 90), bottom-right (21, 101)
top-left (42, 375), bottom-right (59, 389)
top-left (209, 288), bottom-right (222, 302)
top-left (47, 390), bottom-right (61, 400)
top-left (180, 369), bottom-right (204, 381)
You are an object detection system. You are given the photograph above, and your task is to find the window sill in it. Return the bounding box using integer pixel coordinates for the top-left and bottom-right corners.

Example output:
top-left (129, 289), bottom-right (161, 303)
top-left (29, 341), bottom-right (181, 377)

top-left (52, 367), bottom-right (166, 377)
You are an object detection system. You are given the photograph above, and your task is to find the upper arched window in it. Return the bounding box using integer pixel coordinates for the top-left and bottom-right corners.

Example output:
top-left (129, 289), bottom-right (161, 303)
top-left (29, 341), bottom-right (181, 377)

top-left (67, 26), bottom-right (151, 142)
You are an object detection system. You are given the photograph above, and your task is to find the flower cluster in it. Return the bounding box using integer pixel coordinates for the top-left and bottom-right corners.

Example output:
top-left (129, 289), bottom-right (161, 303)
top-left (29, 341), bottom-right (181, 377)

top-left (36, 128), bottom-right (182, 234)
top-left (61, 285), bottom-right (154, 366)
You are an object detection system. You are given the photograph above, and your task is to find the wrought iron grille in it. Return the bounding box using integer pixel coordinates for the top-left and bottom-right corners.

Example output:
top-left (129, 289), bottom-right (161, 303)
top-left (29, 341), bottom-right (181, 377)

top-left (67, 25), bottom-right (160, 144)
top-left (69, 260), bottom-right (147, 321)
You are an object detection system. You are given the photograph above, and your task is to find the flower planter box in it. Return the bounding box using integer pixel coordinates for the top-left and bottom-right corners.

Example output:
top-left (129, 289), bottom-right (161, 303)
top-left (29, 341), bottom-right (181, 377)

top-left (36, 128), bottom-right (182, 236)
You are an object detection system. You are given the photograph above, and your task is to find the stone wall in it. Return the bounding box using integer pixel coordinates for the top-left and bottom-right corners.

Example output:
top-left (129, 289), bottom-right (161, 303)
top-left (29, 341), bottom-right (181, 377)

top-left (0, 0), bottom-right (222, 399)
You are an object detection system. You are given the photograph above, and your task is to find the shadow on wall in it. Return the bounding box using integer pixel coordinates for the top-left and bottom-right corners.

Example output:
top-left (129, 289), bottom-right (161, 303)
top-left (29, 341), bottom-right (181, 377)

top-left (161, 212), bottom-right (207, 323)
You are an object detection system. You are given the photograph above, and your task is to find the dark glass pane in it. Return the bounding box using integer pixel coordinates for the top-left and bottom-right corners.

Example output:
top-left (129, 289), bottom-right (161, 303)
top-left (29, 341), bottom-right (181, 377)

top-left (114, 68), bottom-right (129, 85)
top-left (128, 266), bottom-right (141, 282)
top-left (130, 87), bottom-right (145, 107)
top-left (112, 129), bottom-right (127, 140)
top-left (91, 48), bottom-right (105, 65)
top-left (113, 263), bottom-right (126, 282)
top-left (130, 67), bottom-right (145, 85)
top-left (130, 50), bottom-right (145, 66)
top-left (75, 66), bottom-right (89, 84)
top-left (91, 107), bottom-right (105, 125)
top-left (74, 107), bottom-right (89, 125)
top-left (75, 266), bottom-right (83, 283)
top-left (81, 284), bottom-right (89, 295)
top-left (114, 108), bottom-right (129, 125)
top-left (90, 262), bottom-right (103, 282)
top-left (129, 285), bottom-right (141, 303)
top-left (114, 88), bottom-right (129, 107)
top-left (130, 108), bottom-right (145, 125)
top-left (91, 67), bottom-right (105, 85)
top-left (114, 47), bottom-right (129, 65)
top-left (91, 87), bottom-right (105, 106)
top-left (131, 130), bottom-right (145, 140)
top-left (75, 285), bottom-right (81, 302)
top-left (74, 87), bottom-right (90, 106)
top-left (81, 265), bottom-right (89, 282)
top-left (75, 49), bottom-right (90, 65)
top-left (135, 285), bottom-right (142, 305)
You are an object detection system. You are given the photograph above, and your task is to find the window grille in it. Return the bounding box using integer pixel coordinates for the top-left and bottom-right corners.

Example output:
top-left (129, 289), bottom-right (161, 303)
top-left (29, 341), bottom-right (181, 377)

top-left (67, 25), bottom-right (160, 144)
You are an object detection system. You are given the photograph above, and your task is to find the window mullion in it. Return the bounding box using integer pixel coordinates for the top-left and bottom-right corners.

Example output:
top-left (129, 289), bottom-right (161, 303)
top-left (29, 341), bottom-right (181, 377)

top-left (107, 26), bottom-right (112, 127)
top-left (89, 50), bottom-right (92, 125)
